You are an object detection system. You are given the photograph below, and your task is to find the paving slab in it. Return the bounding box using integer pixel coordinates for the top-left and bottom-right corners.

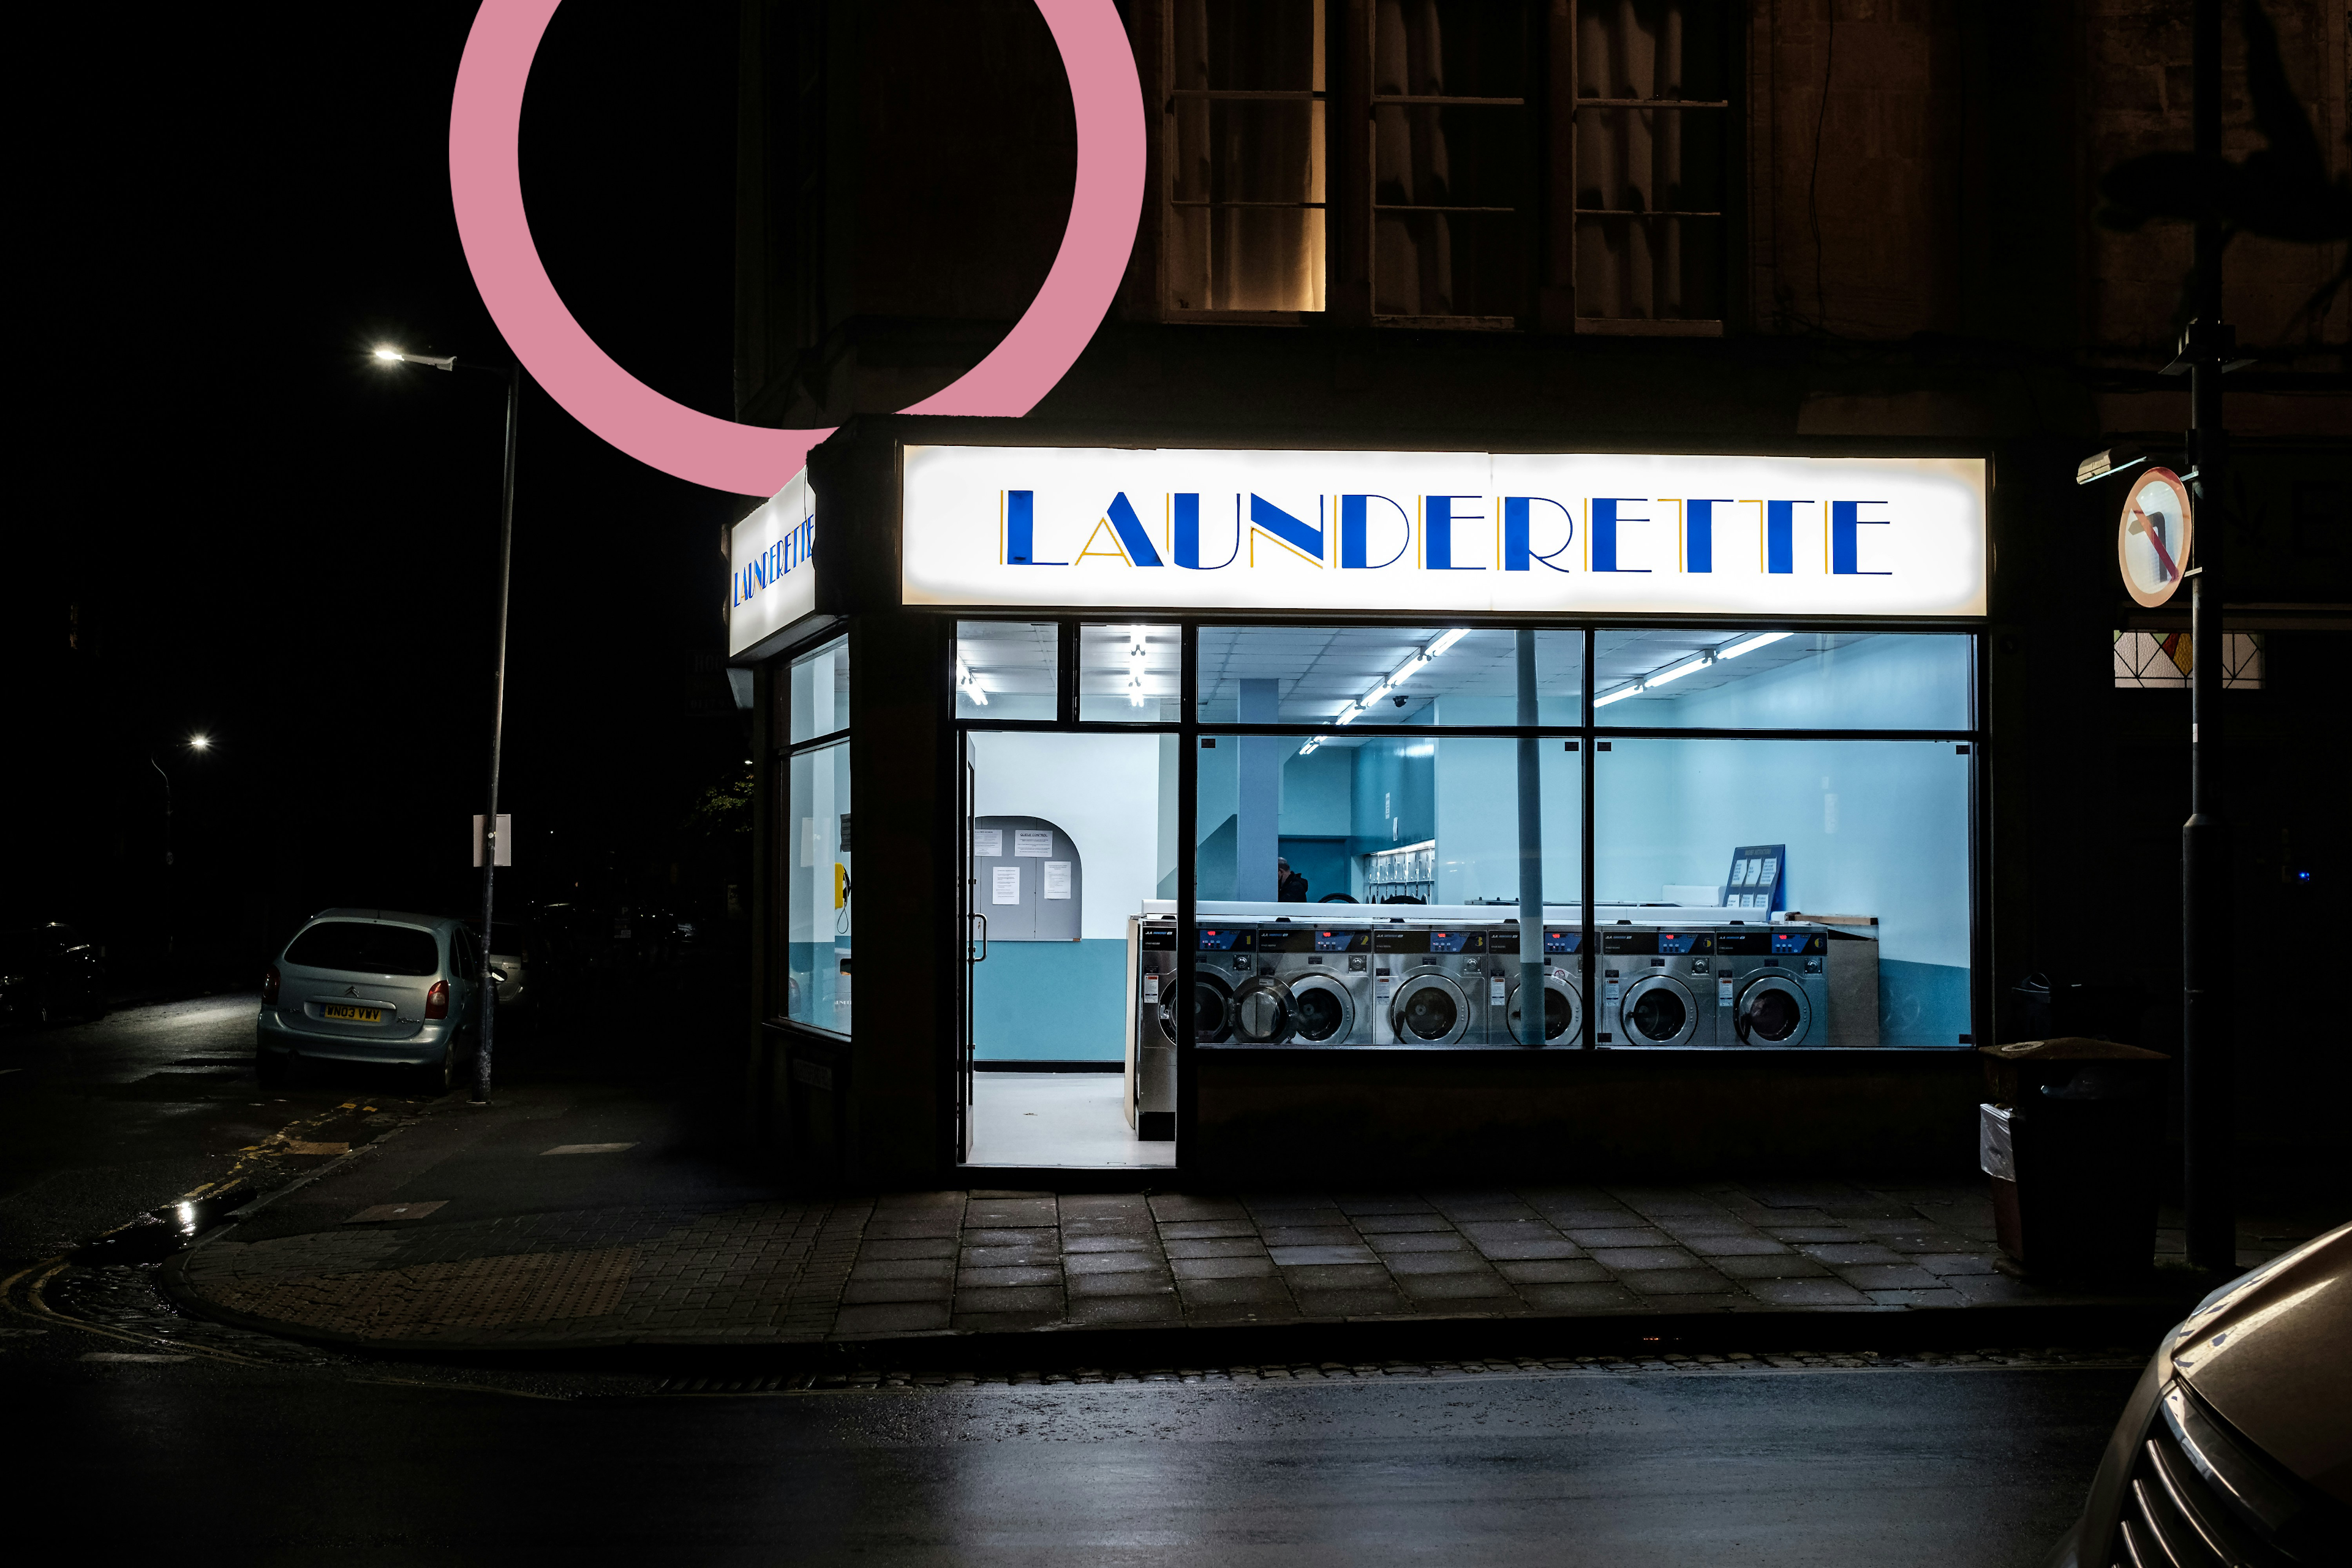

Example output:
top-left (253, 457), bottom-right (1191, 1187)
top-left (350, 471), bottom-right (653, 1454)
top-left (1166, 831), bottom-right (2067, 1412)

top-left (159, 1088), bottom-right (2309, 1353)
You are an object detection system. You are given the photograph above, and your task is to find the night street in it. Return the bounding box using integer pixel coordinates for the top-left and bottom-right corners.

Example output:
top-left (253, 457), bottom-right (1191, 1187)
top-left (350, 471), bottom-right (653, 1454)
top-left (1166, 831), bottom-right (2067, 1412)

top-left (17, 1347), bottom-right (2138, 1566)
top-left (17, 0), bottom-right (2347, 1561)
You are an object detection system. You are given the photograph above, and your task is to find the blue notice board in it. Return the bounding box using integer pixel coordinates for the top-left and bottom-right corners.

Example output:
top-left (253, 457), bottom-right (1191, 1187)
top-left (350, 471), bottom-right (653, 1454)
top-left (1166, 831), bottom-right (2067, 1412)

top-left (1724, 845), bottom-right (1785, 912)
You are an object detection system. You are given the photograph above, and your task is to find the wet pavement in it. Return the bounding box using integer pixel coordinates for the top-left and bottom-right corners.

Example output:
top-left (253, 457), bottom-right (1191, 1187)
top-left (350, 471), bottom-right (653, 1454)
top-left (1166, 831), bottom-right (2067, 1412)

top-left (13, 1342), bottom-right (2139, 1565)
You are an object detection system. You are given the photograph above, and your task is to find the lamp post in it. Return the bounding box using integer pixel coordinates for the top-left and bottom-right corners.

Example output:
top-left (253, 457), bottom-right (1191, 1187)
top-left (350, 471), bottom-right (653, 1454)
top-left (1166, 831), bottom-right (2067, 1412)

top-left (374, 345), bottom-right (520, 1106)
top-left (149, 734), bottom-right (211, 966)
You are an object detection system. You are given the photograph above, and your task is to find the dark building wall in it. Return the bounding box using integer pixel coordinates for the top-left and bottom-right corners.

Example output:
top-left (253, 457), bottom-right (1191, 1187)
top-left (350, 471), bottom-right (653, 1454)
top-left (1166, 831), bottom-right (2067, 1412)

top-left (737, 1), bottom-right (2349, 1187)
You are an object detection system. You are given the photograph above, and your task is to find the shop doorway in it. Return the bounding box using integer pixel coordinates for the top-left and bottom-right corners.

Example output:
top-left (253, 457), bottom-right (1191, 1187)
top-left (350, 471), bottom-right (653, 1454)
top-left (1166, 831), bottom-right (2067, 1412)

top-left (960, 729), bottom-right (1178, 1169)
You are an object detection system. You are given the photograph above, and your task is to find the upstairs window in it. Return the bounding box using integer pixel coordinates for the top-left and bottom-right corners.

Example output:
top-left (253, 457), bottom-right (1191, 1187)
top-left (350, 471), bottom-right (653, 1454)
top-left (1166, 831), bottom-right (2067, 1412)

top-left (1155, 0), bottom-right (1732, 334)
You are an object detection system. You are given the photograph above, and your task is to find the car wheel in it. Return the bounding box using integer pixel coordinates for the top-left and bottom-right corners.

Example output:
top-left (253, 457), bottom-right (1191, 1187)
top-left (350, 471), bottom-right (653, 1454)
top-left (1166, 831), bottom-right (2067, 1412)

top-left (256, 1049), bottom-right (288, 1087)
top-left (418, 1039), bottom-right (456, 1096)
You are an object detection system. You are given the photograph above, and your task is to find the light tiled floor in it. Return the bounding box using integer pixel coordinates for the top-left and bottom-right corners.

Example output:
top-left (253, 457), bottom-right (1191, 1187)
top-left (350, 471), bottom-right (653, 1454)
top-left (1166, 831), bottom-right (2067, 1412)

top-left (967, 1072), bottom-right (1177, 1169)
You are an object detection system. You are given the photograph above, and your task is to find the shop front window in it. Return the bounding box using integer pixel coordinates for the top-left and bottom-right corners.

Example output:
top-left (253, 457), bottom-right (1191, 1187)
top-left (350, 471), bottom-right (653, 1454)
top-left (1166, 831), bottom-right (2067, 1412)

top-left (1593, 630), bottom-right (1973, 729)
top-left (1592, 737), bottom-right (1971, 1047)
top-left (956, 619), bottom-right (1058, 719)
top-left (784, 635), bottom-right (853, 1035)
top-left (1079, 623), bottom-right (1182, 722)
top-left (1196, 625), bottom-right (1583, 724)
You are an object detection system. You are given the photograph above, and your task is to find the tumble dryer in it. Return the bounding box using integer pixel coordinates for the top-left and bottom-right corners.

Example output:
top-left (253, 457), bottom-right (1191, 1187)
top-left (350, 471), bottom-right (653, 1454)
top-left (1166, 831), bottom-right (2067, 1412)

top-left (1715, 924), bottom-right (1831, 1047)
top-left (1376, 922), bottom-right (1490, 1046)
top-left (1493, 924), bottom-right (1585, 1046)
top-left (1188, 919), bottom-right (1259, 1044)
top-left (1601, 925), bottom-right (1716, 1048)
top-left (1240, 918), bottom-right (1374, 1044)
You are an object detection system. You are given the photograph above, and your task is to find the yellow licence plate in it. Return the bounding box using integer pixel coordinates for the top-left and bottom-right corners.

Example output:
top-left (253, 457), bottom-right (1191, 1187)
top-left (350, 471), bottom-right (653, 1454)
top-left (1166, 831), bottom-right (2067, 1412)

top-left (322, 1004), bottom-right (383, 1023)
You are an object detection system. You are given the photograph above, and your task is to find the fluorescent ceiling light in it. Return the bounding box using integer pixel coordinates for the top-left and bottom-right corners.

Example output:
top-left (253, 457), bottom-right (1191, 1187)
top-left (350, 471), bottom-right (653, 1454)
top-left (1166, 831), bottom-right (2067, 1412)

top-left (1643, 653), bottom-right (1711, 688)
top-left (1427, 628), bottom-right (1469, 657)
top-left (1592, 685), bottom-right (1642, 708)
top-left (1716, 631), bottom-right (1790, 661)
top-left (1333, 703), bottom-right (1364, 726)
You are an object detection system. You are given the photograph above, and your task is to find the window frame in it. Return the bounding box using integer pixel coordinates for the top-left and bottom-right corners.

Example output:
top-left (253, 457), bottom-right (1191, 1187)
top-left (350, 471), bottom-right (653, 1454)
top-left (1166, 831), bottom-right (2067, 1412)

top-left (1147, 0), bottom-right (1743, 334)
top-left (774, 628), bottom-right (856, 1038)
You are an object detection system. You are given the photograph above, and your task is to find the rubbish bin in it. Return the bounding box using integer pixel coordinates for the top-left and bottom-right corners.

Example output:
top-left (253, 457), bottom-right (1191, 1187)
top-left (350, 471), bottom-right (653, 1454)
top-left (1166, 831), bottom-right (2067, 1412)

top-left (1979, 1037), bottom-right (2170, 1282)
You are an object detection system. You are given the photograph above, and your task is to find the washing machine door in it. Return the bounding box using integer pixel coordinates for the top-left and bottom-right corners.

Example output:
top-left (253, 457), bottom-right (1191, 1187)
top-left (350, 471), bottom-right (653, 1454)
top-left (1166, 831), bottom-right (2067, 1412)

top-left (1505, 967), bottom-right (1581, 1045)
top-left (1232, 976), bottom-right (1295, 1043)
top-left (1167, 971), bottom-right (1236, 1044)
top-left (1620, 973), bottom-right (1700, 1047)
top-left (1392, 968), bottom-right (1470, 1044)
top-left (1733, 973), bottom-right (1812, 1046)
top-left (1287, 973), bottom-right (1356, 1044)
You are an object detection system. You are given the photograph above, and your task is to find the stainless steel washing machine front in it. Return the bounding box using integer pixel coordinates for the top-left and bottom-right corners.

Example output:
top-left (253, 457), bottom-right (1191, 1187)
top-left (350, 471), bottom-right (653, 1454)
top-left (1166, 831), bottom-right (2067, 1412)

top-left (1493, 924), bottom-right (1585, 1046)
top-left (1376, 922), bottom-right (1489, 1046)
top-left (1601, 925), bottom-right (1716, 1047)
top-left (1242, 918), bottom-right (1374, 1044)
top-left (1187, 919), bottom-right (1259, 1045)
top-left (1715, 925), bottom-right (1830, 1047)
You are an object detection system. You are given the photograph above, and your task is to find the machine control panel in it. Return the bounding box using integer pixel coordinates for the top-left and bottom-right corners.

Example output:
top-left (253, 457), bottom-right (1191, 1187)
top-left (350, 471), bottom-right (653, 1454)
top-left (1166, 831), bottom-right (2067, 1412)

top-left (1717, 930), bottom-right (1828, 956)
top-left (1313, 929), bottom-right (1373, 952)
top-left (1544, 930), bottom-right (1583, 954)
top-left (1140, 927), bottom-right (1176, 951)
top-left (1373, 930), bottom-right (1487, 954)
top-left (1197, 928), bottom-right (1255, 951)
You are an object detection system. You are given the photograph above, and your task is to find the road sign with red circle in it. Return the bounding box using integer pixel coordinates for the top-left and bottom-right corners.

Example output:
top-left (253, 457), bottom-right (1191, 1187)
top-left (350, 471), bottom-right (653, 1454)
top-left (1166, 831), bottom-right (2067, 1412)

top-left (2118, 467), bottom-right (2195, 608)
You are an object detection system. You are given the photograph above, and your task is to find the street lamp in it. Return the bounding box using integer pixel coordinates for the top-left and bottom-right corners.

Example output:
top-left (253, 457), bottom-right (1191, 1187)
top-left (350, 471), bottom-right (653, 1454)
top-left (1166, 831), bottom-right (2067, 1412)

top-left (375, 342), bottom-right (521, 1106)
top-left (151, 734), bottom-right (213, 963)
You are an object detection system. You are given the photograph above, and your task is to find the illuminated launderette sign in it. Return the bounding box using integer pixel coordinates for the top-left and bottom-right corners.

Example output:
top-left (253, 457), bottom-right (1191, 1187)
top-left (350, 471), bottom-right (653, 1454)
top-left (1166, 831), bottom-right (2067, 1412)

top-left (899, 445), bottom-right (1988, 618)
top-left (727, 467), bottom-right (817, 657)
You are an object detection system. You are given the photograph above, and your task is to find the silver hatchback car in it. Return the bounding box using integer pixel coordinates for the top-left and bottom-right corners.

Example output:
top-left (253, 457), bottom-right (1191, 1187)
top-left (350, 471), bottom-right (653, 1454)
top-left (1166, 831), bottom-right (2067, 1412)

top-left (257, 910), bottom-right (489, 1091)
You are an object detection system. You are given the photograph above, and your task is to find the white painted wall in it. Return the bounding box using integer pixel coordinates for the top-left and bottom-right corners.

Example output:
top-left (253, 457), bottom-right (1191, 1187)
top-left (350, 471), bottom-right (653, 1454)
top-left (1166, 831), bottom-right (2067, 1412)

top-left (970, 731), bottom-right (1166, 940)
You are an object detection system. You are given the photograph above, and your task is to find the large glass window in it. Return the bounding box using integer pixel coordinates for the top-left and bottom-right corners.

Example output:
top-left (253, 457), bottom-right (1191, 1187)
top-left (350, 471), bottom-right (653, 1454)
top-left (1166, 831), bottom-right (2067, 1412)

top-left (1593, 630), bottom-right (1974, 729)
top-left (788, 634), bottom-right (849, 743)
top-left (955, 620), bottom-right (1058, 720)
top-left (1594, 739), bottom-right (1972, 1047)
top-left (783, 634), bottom-right (854, 1035)
top-left (1196, 625), bottom-right (1583, 725)
top-left (1079, 623), bottom-right (1183, 722)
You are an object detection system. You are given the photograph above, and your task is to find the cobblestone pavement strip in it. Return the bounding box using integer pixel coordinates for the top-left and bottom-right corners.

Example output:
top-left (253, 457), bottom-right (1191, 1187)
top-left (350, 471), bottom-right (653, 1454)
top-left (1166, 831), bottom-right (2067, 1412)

top-left (165, 1172), bottom-right (2325, 1350)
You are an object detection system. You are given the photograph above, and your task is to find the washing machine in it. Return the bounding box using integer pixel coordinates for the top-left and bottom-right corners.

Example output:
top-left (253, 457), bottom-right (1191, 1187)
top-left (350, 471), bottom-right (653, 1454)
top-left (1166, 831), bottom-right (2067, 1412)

top-left (1714, 924), bottom-right (1831, 1047)
top-left (1375, 922), bottom-right (1490, 1046)
top-left (1491, 924), bottom-right (1585, 1046)
top-left (1234, 917), bottom-right (1373, 1044)
top-left (1186, 919), bottom-right (1258, 1044)
top-left (1601, 925), bottom-right (1716, 1047)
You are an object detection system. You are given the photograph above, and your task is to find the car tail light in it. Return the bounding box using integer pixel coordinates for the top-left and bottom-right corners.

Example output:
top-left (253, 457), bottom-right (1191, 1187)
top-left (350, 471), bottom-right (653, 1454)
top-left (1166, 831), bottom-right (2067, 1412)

top-left (262, 965), bottom-right (280, 1005)
top-left (424, 980), bottom-right (450, 1020)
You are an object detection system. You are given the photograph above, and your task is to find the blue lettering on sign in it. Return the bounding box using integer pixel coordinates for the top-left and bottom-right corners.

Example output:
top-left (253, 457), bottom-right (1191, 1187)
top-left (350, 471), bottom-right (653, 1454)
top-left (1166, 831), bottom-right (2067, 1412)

top-left (1589, 499), bottom-right (1649, 573)
top-left (1173, 492), bottom-right (1237, 570)
top-left (733, 513), bottom-right (815, 606)
top-left (1764, 500), bottom-right (1810, 575)
top-left (1684, 499), bottom-right (1732, 574)
top-left (1101, 492), bottom-right (1164, 567)
top-left (1248, 494), bottom-right (1323, 565)
top-left (1831, 500), bottom-right (1890, 575)
top-left (1340, 494), bottom-right (1412, 568)
top-left (1502, 496), bottom-right (1575, 573)
top-left (1423, 496), bottom-right (1483, 570)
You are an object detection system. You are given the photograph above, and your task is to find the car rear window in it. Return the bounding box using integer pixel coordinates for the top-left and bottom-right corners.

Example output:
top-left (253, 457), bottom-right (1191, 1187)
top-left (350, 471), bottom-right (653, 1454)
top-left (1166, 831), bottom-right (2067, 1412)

top-left (283, 921), bottom-right (441, 977)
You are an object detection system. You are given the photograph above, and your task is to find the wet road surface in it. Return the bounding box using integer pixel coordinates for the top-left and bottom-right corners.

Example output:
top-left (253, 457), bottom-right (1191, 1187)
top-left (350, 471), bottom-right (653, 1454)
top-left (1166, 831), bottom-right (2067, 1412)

top-left (12, 1353), bottom-right (2127, 1564)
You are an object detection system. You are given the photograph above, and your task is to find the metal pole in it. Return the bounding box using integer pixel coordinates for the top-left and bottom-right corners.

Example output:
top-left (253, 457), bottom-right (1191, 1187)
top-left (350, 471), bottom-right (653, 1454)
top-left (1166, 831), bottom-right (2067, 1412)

top-left (150, 758), bottom-right (174, 959)
top-left (2182, 0), bottom-right (2233, 1271)
top-left (472, 366), bottom-right (521, 1104)
top-left (1515, 631), bottom-right (1544, 1044)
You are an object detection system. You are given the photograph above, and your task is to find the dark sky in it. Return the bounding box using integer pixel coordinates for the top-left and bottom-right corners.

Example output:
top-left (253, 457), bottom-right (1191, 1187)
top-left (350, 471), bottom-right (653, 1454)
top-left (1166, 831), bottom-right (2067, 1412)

top-left (21, 2), bottom-right (750, 972)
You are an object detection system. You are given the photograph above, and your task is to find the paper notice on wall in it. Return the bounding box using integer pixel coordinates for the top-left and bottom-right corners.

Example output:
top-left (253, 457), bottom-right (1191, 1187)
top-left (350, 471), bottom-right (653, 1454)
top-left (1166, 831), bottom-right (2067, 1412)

top-left (991, 865), bottom-right (1020, 905)
top-left (971, 827), bottom-right (1002, 858)
top-left (1014, 829), bottom-right (1054, 858)
top-left (1042, 861), bottom-right (1072, 900)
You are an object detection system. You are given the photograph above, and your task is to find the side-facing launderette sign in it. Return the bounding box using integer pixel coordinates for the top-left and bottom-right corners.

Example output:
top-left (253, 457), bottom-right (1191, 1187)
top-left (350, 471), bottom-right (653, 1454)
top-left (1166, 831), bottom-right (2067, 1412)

top-left (900, 446), bottom-right (1989, 617)
top-left (728, 467), bottom-right (817, 656)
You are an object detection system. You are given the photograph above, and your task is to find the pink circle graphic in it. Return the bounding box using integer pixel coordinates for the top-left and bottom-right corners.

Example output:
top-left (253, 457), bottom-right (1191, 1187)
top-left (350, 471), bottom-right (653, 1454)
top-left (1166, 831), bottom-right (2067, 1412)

top-left (450, 1), bottom-right (1143, 497)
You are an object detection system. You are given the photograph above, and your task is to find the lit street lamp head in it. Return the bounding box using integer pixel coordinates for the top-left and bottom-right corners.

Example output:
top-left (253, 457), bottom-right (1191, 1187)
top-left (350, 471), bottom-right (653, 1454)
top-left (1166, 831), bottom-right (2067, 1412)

top-left (372, 345), bottom-right (458, 371)
top-left (189, 735), bottom-right (211, 752)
